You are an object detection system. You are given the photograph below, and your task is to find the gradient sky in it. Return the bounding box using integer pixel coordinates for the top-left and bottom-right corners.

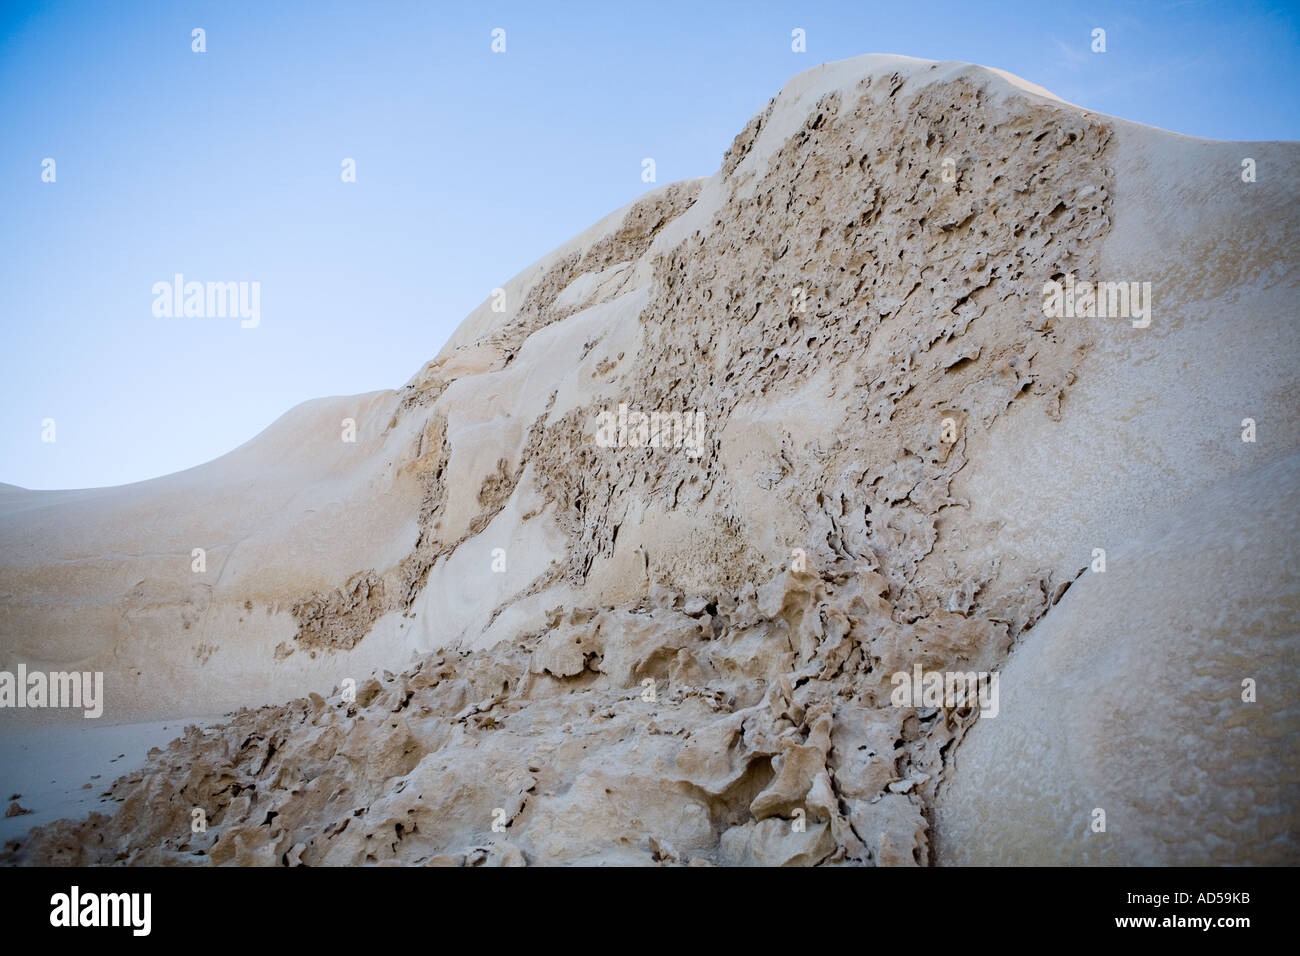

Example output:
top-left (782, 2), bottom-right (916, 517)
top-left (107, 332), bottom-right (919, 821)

top-left (2, 0), bottom-right (1297, 490)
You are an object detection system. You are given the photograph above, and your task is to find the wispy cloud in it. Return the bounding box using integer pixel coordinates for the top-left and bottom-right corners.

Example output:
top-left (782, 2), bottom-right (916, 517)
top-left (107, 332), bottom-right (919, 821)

top-left (1052, 37), bottom-right (1090, 72)
top-left (1080, 54), bottom-right (1210, 103)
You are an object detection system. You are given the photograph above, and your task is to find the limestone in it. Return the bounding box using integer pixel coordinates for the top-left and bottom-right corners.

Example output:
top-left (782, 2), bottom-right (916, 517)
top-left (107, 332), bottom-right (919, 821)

top-left (2, 54), bottom-right (1296, 866)
top-left (932, 453), bottom-right (1300, 865)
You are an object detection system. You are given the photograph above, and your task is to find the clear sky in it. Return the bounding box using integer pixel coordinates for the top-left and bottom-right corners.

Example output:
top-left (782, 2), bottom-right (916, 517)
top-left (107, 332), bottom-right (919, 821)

top-left (2, 0), bottom-right (1297, 490)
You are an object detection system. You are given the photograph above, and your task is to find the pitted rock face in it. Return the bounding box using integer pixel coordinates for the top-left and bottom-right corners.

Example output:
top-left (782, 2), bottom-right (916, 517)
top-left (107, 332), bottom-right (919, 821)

top-left (529, 73), bottom-right (1113, 614)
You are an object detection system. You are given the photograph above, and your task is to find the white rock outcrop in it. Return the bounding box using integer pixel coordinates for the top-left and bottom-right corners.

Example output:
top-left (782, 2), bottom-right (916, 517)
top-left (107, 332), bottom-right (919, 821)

top-left (2, 54), bottom-right (1296, 866)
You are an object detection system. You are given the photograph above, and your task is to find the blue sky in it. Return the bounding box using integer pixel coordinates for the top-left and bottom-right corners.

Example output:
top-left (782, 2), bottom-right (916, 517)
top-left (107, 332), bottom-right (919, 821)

top-left (2, 0), bottom-right (1297, 489)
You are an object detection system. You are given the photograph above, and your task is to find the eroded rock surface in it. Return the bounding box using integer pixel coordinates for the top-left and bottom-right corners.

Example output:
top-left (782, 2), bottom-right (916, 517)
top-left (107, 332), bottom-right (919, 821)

top-left (3, 54), bottom-right (1297, 865)
top-left (8, 564), bottom-right (1000, 866)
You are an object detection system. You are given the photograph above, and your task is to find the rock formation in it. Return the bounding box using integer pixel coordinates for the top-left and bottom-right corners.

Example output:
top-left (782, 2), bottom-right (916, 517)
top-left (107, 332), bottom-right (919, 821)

top-left (2, 54), bottom-right (1296, 866)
